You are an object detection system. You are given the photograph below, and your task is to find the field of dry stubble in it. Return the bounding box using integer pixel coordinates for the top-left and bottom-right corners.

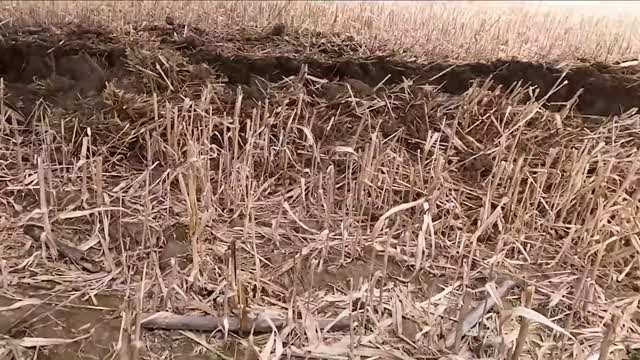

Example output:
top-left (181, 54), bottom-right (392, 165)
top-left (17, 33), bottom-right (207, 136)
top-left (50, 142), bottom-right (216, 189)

top-left (1, 1), bottom-right (640, 360)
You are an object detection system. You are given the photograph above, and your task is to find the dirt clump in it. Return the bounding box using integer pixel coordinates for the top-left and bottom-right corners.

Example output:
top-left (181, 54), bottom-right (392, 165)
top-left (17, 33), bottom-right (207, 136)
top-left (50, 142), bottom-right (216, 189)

top-left (320, 78), bottom-right (375, 101)
top-left (270, 22), bottom-right (287, 37)
top-left (2, 82), bottom-right (42, 123)
top-left (44, 74), bottom-right (76, 93)
top-left (55, 52), bottom-right (107, 95)
top-left (174, 33), bottom-right (204, 51)
top-left (345, 78), bottom-right (375, 97)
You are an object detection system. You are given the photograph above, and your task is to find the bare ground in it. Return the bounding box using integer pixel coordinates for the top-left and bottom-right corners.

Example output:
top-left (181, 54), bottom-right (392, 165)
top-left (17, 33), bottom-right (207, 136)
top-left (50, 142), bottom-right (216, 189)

top-left (0, 22), bottom-right (639, 359)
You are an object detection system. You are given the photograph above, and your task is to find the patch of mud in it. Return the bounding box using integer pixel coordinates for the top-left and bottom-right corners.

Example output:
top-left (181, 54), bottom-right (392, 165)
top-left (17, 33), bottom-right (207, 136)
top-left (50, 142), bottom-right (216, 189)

top-left (0, 289), bottom-right (122, 359)
top-left (0, 288), bottom-right (214, 359)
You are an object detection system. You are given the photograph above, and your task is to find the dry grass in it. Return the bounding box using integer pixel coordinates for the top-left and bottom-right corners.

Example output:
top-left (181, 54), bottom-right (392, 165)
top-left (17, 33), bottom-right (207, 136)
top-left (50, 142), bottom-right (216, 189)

top-left (0, 1), bottom-right (639, 360)
top-left (1, 1), bottom-right (640, 62)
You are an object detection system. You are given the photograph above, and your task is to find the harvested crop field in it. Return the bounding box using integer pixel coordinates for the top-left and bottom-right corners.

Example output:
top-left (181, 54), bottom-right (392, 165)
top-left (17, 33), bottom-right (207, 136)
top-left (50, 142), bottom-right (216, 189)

top-left (1, 2), bottom-right (640, 360)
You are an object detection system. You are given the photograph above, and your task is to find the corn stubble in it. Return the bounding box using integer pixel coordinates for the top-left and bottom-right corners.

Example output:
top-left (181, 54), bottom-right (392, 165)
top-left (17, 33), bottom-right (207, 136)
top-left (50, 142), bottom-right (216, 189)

top-left (0, 1), bottom-right (639, 360)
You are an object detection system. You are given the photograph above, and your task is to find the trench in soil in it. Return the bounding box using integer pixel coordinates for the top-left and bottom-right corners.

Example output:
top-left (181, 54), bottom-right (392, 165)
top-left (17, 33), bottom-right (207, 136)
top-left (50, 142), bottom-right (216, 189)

top-left (0, 26), bottom-right (638, 118)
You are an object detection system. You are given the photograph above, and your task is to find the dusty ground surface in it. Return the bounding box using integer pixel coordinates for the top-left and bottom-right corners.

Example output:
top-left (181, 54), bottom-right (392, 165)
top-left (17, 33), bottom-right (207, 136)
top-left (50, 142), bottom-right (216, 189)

top-left (0, 21), bottom-right (639, 359)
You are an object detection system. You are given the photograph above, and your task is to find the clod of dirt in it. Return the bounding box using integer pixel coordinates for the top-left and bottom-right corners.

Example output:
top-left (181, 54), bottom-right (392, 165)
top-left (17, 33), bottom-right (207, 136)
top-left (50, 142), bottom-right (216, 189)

top-left (2, 82), bottom-right (39, 122)
top-left (106, 46), bottom-right (127, 67)
top-left (191, 63), bottom-right (213, 81)
top-left (270, 22), bottom-right (286, 37)
top-left (55, 52), bottom-right (106, 96)
top-left (175, 34), bottom-right (204, 50)
top-left (21, 53), bottom-right (54, 81)
top-left (44, 74), bottom-right (76, 93)
top-left (345, 78), bottom-right (374, 97)
top-left (165, 15), bottom-right (176, 26)
top-left (320, 78), bottom-right (375, 101)
top-left (320, 82), bottom-right (346, 101)
top-left (249, 74), bottom-right (269, 91)
top-left (243, 83), bottom-right (266, 103)
top-left (222, 80), bottom-right (267, 107)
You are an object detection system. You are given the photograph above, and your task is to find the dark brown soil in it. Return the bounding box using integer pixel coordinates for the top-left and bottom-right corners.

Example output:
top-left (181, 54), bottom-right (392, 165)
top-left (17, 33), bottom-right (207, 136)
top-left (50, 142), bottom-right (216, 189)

top-left (0, 21), bottom-right (638, 360)
top-left (186, 52), bottom-right (639, 116)
top-left (0, 24), bottom-right (125, 118)
top-left (1, 24), bottom-right (638, 119)
top-left (0, 288), bottom-right (211, 360)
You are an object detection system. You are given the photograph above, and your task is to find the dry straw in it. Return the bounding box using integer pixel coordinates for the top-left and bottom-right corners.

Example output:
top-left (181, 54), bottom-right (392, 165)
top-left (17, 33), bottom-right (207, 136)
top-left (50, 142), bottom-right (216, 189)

top-left (0, 1), bottom-right (638, 360)
top-left (0, 0), bottom-right (639, 61)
